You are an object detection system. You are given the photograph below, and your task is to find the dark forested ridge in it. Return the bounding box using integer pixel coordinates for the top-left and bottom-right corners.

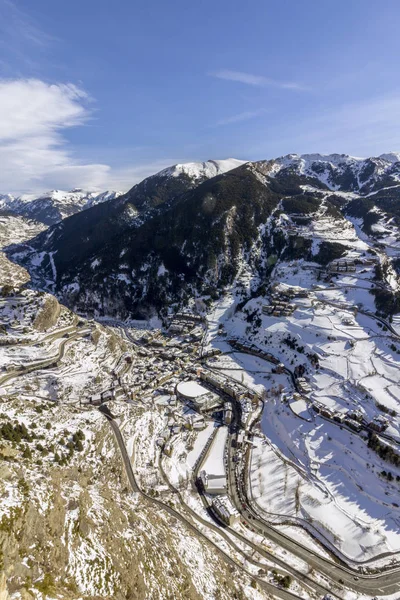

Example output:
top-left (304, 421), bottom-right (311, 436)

top-left (8, 153), bottom-right (400, 318)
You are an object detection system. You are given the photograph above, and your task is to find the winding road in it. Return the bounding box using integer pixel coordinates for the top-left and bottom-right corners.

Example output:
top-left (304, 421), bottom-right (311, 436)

top-left (99, 404), bottom-right (323, 600)
top-left (201, 344), bottom-right (400, 594)
top-left (0, 325), bottom-right (92, 387)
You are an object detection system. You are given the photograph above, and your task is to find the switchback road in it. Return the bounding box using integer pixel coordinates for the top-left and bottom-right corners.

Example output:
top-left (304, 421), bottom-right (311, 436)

top-left (99, 405), bottom-right (317, 600)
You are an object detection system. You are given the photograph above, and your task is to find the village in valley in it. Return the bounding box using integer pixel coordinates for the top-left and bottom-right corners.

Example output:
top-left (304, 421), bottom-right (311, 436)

top-left (3, 165), bottom-right (400, 600)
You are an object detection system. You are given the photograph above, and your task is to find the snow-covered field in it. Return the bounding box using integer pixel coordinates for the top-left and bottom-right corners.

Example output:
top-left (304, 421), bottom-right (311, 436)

top-left (251, 407), bottom-right (400, 561)
top-left (4, 165), bottom-right (400, 594)
top-left (202, 202), bottom-right (400, 565)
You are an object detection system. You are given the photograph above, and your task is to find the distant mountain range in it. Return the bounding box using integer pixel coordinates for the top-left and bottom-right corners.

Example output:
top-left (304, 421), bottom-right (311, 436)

top-left (0, 189), bottom-right (123, 225)
top-left (7, 153), bottom-right (400, 319)
top-left (267, 151), bottom-right (400, 193)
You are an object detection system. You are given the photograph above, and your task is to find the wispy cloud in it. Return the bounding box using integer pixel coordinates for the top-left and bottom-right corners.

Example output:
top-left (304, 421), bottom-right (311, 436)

top-left (211, 69), bottom-right (308, 91)
top-left (0, 0), bottom-right (54, 48)
top-left (0, 0), bottom-right (57, 76)
top-left (0, 78), bottom-right (183, 194)
top-left (0, 78), bottom-right (110, 193)
top-left (216, 108), bottom-right (267, 126)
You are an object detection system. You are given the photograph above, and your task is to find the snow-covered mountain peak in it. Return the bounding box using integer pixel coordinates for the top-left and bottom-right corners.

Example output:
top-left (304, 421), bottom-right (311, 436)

top-left (378, 152), bottom-right (400, 163)
top-left (0, 193), bottom-right (15, 205)
top-left (261, 152), bottom-right (400, 193)
top-left (277, 152), bottom-right (364, 169)
top-left (274, 151), bottom-right (400, 171)
top-left (157, 158), bottom-right (246, 181)
top-left (0, 188), bottom-right (123, 225)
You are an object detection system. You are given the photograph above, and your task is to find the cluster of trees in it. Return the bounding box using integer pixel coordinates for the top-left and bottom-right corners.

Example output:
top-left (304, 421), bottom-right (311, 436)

top-left (0, 416), bottom-right (61, 464)
top-left (55, 429), bottom-right (86, 465)
top-left (1, 284), bottom-right (15, 297)
top-left (373, 263), bottom-right (387, 282)
top-left (244, 308), bottom-right (262, 330)
top-left (381, 470), bottom-right (400, 483)
top-left (327, 164), bottom-right (359, 191)
top-left (272, 570), bottom-right (292, 589)
top-left (306, 351), bottom-right (320, 368)
top-left (345, 198), bottom-right (379, 234)
top-left (283, 335), bottom-right (305, 354)
top-left (324, 202), bottom-right (343, 220)
top-left (371, 287), bottom-right (400, 316)
top-left (314, 241), bottom-right (349, 266)
top-left (392, 258), bottom-right (400, 276)
top-left (71, 429), bottom-right (85, 451)
top-left (0, 417), bottom-right (87, 466)
top-left (282, 235), bottom-right (312, 262)
top-left (0, 421), bottom-right (34, 444)
top-left (33, 404), bottom-right (51, 414)
top-left (346, 187), bottom-right (400, 235)
top-left (282, 195), bottom-right (321, 215)
top-left (376, 402), bottom-right (396, 417)
top-left (376, 193), bottom-right (400, 224)
top-left (368, 432), bottom-right (400, 467)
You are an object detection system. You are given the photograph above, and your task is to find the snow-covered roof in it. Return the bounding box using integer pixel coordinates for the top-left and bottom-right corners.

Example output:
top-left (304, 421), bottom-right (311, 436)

top-left (177, 380), bottom-right (209, 399)
top-left (206, 476), bottom-right (227, 491)
top-left (201, 426), bottom-right (228, 478)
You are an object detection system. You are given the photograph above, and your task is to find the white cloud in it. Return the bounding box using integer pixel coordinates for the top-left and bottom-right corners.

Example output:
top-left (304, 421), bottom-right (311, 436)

top-left (211, 69), bottom-right (308, 91)
top-left (216, 108), bottom-right (267, 126)
top-left (7, 80), bottom-right (400, 198)
top-left (0, 78), bottom-right (111, 194)
top-left (0, 78), bottom-right (188, 195)
top-left (0, 79), bottom-right (90, 140)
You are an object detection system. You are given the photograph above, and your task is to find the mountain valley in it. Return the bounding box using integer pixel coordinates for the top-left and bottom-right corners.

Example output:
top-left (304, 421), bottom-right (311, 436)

top-left (2, 153), bottom-right (400, 600)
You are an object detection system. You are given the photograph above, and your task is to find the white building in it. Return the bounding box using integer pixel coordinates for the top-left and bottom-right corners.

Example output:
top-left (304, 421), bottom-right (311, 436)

top-left (236, 430), bottom-right (245, 447)
top-left (200, 471), bottom-right (227, 495)
top-left (211, 496), bottom-right (240, 525)
top-left (199, 426), bottom-right (228, 495)
top-left (224, 402), bottom-right (233, 425)
top-left (296, 377), bottom-right (312, 394)
top-left (177, 380), bottom-right (221, 410)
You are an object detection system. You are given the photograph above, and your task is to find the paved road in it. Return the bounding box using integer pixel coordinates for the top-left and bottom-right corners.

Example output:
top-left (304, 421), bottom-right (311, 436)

top-left (202, 348), bottom-right (400, 592)
top-left (184, 439), bottom-right (339, 599)
top-left (99, 406), bottom-right (313, 600)
top-left (228, 427), bottom-right (400, 597)
top-left (0, 313), bottom-right (79, 347)
top-left (318, 296), bottom-right (400, 339)
top-left (96, 322), bottom-right (400, 597)
top-left (98, 301), bottom-right (400, 596)
top-left (0, 327), bottom-right (91, 387)
top-left (223, 339), bottom-right (400, 580)
top-left (157, 453), bottom-right (309, 589)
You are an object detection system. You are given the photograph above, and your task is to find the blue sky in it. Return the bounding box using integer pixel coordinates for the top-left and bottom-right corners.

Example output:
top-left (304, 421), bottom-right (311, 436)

top-left (1, 0), bottom-right (400, 193)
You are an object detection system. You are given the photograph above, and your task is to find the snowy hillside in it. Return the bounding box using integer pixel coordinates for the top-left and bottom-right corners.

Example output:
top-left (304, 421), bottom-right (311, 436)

top-left (4, 152), bottom-right (400, 598)
top-left (0, 218), bottom-right (267, 600)
top-left (0, 159), bottom-right (245, 227)
top-left (264, 152), bottom-right (400, 193)
top-left (11, 151), bottom-right (400, 322)
top-left (0, 188), bottom-right (123, 225)
top-left (157, 158), bottom-right (246, 181)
